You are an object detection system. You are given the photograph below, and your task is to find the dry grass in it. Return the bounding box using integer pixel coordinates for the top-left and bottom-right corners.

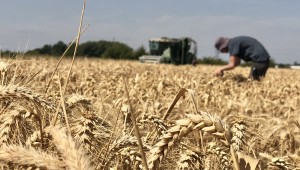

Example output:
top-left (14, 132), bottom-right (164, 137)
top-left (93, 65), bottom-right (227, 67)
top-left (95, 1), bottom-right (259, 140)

top-left (0, 57), bottom-right (300, 169)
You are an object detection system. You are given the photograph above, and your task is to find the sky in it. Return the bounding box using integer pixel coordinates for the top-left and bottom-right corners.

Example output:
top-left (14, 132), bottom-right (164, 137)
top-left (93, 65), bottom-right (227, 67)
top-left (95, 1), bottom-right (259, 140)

top-left (0, 0), bottom-right (299, 64)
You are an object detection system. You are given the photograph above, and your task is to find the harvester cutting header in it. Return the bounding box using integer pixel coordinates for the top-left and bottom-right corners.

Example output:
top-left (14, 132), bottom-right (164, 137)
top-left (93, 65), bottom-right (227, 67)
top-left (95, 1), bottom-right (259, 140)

top-left (139, 37), bottom-right (197, 65)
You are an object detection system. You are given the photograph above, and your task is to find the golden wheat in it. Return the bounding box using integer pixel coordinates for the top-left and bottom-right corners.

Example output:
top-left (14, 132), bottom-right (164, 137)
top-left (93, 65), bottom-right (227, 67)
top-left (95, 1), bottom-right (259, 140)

top-left (206, 142), bottom-right (231, 170)
top-left (176, 149), bottom-right (203, 170)
top-left (139, 113), bottom-right (169, 135)
top-left (0, 107), bottom-right (37, 146)
top-left (0, 61), bottom-right (9, 72)
top-left (0, 84), bottom-right (54, 110)
top-left (230, 122), bottom-right (247, 152)
top-left (0, 144), bottom-right (65, 170)
top-left (0, 57), bottom-right (300, 169)
top-left (48, 125), bottom-right (94, 170)
top-left (147, 112), bottom-right (231, 169)
top-left (115, 147), bottom-right (143, 170)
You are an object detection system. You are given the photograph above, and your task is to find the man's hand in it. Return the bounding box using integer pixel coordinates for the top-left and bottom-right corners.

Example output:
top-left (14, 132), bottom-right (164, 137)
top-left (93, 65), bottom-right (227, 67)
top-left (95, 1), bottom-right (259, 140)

top-left (214, 56), bottom-right (240, 77)
top-left (214, 68), bottom-right (224, 77)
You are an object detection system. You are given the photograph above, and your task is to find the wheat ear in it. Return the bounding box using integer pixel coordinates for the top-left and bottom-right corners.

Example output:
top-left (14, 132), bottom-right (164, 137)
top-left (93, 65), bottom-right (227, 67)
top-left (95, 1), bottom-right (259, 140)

top-left (0, 110), bottom-right (22, 146)
top-left (0, 144), bottom-right (65, 170)
top-left (207, 142), bottom-right (231, 170)
top-left (0, 61), bottom-right (9, 86)
top-left (0, 84), bottom-right (54, 110)
top-left (48, 125), bottom-right (94, 170)
top-left (72, 116), bottom-right (95, 149)
top-left (0, 61), bottom-right (9, 72)
top-left (147, 112), bottom-right (231, 169)
top-left (110, 135), bottom-right (140, 152)
top-left (139, 113), bottom-right (168, 135)
top-left (231, 122), bottom-right (247, 152)
top-left (0, 108), bottom-right (36, 146)
top-left (116, 147), bottom-right (143, 170)
top-left (177, 149), bottom-right (203, 170)
top-left (71, 115), bottom-right (112, 152)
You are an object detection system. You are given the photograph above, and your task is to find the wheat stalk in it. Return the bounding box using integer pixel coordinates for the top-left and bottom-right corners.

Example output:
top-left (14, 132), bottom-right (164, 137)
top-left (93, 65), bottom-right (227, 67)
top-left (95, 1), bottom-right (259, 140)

top-left (67, 95), bottom-right (112, 151)
top-left (0, 61), bottom-right (9, 85)
top-left (139, 113), bottom-right (168, 135)
top-left (0, 107), bottom-right (36, 146)
top-left (123, 76), bottom-right (149, 170)
top-left (72, 116), bottom-right (95, 148)
top-left (177, 149), bottom-right (203, 170)
top-left (231, 122), bottom-right (247, 152)
top-left (0, 144), bottom-right (65, 170)
top-left (71, 114), bottom-right (112, 153)
top-left (67, 93), bottom-right (92, 109)
top-left (107, 135), bottom-right (151, 169)
top-left (110, 135), bottom-right (140, 152)
top-left (115, 147), bottom-right (143, 170)
top-left (62, 0), bottom-right (86, 95)
top-left (0, 61), bottom-right (9, 72)
top-left (26, 125), bottom-right (52, 148)
top-left (206, 142), bottom-right (231, 170)
top-left (147, 112), bottom-right (231, 169)
top-left (0, 110), bottom-right (23, 146)
top-left (0, 85), bottom-right (52, 146)
top-left (203, 154), bottom-right (213, 170)
top-left (0, 84), bottom-right (54, 110)
top-left (259, 153), bottom-right (295, 169)
top-left (48, 125), bottom-right (94, 170)
top-left (268, 158), bottom-right (291, 170)
top-left (44, 25), bottom-right (89, 93)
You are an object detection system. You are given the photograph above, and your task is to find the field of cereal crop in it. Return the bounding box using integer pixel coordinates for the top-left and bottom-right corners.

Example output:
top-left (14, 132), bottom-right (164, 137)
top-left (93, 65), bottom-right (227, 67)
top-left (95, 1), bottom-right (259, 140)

top-left (0, 57), bottom-right (299, 169)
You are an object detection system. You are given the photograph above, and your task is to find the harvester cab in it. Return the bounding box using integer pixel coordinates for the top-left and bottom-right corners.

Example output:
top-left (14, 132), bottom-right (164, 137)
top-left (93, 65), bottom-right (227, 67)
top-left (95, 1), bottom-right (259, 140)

top-left (139, 37), bottom-right (197, 65)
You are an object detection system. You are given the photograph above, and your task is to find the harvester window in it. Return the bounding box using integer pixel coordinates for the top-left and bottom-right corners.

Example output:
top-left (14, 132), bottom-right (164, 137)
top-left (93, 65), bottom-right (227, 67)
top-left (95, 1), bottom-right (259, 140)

top-left (162, 47), bottom-right (171, 59)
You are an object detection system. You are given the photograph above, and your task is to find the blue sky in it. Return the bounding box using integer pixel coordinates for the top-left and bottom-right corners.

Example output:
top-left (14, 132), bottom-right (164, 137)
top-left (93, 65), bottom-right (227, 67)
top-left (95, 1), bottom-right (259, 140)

top-left (1, 0), bottom-right (299, 64)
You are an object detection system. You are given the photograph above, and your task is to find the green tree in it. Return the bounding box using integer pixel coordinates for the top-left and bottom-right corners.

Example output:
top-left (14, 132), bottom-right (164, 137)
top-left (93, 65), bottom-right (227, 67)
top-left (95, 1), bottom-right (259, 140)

top-left (0, 50), bottom-right (12, 56)
top-left (24, 39), bottom-right (141, 60)
top-left (77, 41), bottom-right (106, 57)
top-left (64, 43), bottom-right (75, 57)
top-left (102, 42), bottom-right (133, 59)
top-left (132, 46), bottom-right (146, 60)
top-left (39, 45), bottom-right (52, 55)
top-left (51, 41), bottom-right (67, 56)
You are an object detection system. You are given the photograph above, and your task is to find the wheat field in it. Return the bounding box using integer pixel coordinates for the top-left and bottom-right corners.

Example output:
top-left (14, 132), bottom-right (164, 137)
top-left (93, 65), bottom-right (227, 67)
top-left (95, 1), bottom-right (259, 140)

top-left (0, 57), bottom-right (299, 170)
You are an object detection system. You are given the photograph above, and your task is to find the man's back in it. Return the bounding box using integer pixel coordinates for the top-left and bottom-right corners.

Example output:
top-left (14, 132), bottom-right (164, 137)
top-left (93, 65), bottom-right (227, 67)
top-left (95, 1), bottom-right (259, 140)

top-left (228, 36), bottom-right (270, 62)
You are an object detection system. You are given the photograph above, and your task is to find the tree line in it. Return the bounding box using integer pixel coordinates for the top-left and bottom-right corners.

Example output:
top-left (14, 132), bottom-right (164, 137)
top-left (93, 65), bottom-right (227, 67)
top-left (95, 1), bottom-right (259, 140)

top-left (25, 40), bottom-right (147, 60)
top-left (1, 40), bottom-right (229, 64)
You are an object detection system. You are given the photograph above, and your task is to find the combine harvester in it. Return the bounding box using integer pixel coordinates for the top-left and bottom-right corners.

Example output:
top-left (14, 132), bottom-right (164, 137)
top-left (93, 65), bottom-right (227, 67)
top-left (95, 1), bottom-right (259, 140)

top-left (139, 37), bottom-right (197, 65)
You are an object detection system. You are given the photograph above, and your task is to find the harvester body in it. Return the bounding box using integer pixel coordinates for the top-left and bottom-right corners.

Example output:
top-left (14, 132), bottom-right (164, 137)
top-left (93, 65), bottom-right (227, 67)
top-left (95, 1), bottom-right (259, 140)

top-left (139, 37), bottom-right (197, 65)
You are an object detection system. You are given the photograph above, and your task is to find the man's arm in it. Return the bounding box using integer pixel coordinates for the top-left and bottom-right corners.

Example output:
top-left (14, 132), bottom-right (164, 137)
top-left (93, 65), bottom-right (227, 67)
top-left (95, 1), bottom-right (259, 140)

top-left (215, 56), bottom-right (241, 76)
